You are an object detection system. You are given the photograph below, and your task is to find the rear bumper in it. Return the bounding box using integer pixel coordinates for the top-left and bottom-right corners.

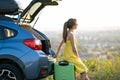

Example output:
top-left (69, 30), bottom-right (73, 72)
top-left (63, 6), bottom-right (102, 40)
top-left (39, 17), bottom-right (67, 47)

top-left (20, 50), bottom-right (55, 79)
top-left (38, 60), bottom-right (54, 79)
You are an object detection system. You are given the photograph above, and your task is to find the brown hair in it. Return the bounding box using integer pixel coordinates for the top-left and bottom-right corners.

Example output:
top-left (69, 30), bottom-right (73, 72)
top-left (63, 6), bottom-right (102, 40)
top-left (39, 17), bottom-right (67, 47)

top-left (63, 18), bottom-right (77, 42)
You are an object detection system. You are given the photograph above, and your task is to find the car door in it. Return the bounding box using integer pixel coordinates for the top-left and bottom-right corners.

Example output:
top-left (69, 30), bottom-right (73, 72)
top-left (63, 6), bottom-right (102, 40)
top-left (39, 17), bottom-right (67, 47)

top-left (0, 26), bottom-right (4, 48)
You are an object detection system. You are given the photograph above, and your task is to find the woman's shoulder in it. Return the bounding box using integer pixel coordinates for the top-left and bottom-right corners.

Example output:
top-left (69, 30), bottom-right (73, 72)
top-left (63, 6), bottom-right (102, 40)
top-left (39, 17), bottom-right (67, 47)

top-left (68, 32), bottom-right (73, 36)
top-left (67, 32), bottom-right (75, 39)
top-left (68, 32), bottom-right (74, 36)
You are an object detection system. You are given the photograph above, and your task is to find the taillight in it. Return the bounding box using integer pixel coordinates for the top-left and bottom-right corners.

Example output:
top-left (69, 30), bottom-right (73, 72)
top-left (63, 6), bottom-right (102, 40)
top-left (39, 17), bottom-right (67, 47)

top-left (40, 69), bottom-right (47, 75)
top-left (23, 38), bottom-right (42, 50)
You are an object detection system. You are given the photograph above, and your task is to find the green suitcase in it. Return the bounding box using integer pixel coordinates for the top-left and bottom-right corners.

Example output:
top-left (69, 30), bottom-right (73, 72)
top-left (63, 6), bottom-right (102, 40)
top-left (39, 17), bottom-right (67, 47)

top-left (54, 61), bottom-right (75, 80)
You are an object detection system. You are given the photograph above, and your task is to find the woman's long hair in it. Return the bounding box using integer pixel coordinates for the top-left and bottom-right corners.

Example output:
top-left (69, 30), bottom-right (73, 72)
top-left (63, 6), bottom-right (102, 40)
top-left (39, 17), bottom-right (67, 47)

top-left (63, 18), bottom-right (77, 42)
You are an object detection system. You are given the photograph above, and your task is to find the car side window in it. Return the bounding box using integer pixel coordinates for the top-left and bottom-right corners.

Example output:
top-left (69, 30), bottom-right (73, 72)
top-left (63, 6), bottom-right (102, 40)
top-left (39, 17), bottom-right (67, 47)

top-left (4, 28), bottom-right (15, 38)
top-left (0, 25), bottom-right (17, 39)
top-left (3, 27), bottom-right (17, 39)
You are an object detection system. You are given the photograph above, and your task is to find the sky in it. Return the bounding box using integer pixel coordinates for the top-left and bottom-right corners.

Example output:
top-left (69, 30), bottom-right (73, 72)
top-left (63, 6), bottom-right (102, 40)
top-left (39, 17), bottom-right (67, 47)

top-left (19, 0), bottom-right (120, 31)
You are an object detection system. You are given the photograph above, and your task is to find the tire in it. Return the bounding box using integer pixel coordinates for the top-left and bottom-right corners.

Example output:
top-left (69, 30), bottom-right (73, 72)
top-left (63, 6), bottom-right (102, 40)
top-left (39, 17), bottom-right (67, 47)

top-left (0, 64), bottom-right (24, 80)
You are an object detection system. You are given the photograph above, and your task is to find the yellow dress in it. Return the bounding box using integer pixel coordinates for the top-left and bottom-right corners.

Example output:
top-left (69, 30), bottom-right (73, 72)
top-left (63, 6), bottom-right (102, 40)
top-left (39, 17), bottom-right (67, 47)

top-left (62, 38), bottom-right (88, 74)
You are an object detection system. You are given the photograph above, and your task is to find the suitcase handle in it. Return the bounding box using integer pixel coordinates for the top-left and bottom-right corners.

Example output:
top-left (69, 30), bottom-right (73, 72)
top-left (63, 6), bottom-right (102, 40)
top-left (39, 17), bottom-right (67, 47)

top-left (59, 61), bottom-right (69, 66)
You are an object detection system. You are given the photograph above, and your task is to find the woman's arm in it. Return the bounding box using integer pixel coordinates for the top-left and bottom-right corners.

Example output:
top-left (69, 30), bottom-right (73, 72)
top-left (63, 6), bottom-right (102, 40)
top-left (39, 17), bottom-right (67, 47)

top-left (54, 40), bottom-right (64, 58)
top-left (69, 33), bottom-right (79, 57)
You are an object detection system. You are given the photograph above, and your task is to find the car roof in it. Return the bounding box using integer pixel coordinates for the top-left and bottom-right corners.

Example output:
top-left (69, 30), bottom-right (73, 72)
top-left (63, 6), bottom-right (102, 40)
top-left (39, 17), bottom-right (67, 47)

top-left (0, 17), bottom-right (18, 30)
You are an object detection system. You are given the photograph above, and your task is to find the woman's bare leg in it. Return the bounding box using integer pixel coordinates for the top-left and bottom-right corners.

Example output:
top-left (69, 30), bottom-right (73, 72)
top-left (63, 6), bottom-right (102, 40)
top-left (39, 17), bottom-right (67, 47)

top-left (80, 72), bottom-right (86, 80)
top-left (76, 74), bottom-right (80, 80)
top-left (80, 72), bottom-right (90, 80)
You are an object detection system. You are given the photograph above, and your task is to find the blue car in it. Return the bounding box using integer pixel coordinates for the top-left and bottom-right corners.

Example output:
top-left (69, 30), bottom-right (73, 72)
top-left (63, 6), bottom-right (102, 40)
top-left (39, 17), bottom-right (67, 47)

top-left (0, 0), bottom-right (58, 80)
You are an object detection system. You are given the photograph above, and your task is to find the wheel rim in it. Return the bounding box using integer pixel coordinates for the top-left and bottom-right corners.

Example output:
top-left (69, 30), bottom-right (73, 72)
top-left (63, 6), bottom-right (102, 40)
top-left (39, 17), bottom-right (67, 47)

top-left (0, 69), bottom-right (16, 80)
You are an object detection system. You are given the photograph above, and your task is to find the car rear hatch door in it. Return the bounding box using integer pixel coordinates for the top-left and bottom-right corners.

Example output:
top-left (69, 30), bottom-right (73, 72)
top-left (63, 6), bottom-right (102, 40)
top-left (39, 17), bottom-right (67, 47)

top-left (19, 0), bottom-right (58, 55)
top-left (18, 0), bottom-right (58, 23)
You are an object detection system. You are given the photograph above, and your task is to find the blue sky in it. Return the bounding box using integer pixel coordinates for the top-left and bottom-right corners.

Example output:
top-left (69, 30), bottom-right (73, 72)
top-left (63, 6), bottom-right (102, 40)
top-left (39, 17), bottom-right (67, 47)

top-left (19, 0), bottom-right (120, 31)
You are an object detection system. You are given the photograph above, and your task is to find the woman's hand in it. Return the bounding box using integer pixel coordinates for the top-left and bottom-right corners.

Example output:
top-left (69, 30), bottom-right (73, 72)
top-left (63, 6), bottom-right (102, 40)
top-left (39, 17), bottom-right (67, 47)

top-left (54, 54), bottom-right (58, 58)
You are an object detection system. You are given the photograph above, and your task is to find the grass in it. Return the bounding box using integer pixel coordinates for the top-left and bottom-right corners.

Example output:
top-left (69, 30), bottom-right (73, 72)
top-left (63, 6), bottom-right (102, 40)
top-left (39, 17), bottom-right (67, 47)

top-left (84, 54), bottom-right (120, 80)
top-left (42, 54), bottom-right (120, 80)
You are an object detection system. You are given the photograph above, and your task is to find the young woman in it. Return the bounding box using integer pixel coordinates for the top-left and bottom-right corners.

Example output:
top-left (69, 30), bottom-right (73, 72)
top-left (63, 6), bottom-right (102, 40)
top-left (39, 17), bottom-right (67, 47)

top-left (54, 18), bottom-right (89, 80)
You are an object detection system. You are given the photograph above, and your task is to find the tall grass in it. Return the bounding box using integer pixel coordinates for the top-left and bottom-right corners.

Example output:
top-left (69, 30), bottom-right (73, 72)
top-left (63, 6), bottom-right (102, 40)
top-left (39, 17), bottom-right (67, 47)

top-left (84, 54), bottom-right (120, 80)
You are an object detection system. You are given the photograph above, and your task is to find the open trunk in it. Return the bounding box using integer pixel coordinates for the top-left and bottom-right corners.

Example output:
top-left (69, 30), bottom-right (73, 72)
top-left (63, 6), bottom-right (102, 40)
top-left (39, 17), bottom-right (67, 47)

top-left (20, 24), bottom-right (50, 55)
top-left (19, 0), bottom-right (59, 55)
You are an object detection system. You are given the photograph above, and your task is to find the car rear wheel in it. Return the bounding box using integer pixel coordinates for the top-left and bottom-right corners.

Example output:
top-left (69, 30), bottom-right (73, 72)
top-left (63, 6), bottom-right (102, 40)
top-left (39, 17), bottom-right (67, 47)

top-left (0, 64), bottom-right (24, 80)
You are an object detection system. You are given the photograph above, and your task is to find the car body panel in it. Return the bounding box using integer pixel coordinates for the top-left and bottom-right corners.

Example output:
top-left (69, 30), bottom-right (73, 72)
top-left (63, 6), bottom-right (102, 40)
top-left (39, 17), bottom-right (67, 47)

top-left (0, 40), bottom-right (3, 48)
top-left (20, 50), bottom-right (48, 79)
top-left (0, 27), bottom-right (4, 48)
top-left (0, 21), bottom-right (35, 57)
top-left (0, 54), bottom-right (25, 72)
